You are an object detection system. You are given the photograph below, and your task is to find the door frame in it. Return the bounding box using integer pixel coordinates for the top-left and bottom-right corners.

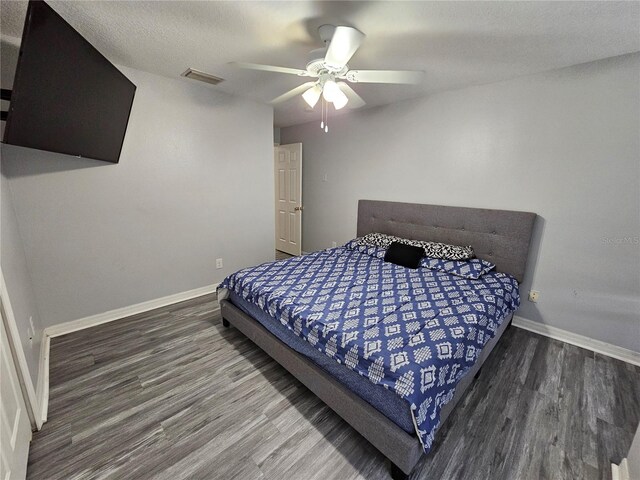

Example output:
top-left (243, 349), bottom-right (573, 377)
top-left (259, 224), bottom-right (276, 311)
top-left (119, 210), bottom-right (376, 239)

top-left (1, 305), bottom-right (33, 480)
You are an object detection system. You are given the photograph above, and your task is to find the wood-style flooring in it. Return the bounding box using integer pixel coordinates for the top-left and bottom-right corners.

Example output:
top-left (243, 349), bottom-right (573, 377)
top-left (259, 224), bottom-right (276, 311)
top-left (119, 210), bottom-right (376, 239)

top-left (27, 294), bottom-right (640, 480)
top-left (275, 250), bottom-right (296, 260)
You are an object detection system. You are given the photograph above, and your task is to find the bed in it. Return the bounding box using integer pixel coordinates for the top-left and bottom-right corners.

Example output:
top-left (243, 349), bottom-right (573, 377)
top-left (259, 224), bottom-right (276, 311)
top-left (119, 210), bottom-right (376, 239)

top-left (218, 200), bottom-right (536, 479)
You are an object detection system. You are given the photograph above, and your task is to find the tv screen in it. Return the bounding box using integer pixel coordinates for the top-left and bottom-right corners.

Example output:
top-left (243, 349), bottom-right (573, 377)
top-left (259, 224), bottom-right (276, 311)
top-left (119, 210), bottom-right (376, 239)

top-left (3, 1), bottom-right (136, 163)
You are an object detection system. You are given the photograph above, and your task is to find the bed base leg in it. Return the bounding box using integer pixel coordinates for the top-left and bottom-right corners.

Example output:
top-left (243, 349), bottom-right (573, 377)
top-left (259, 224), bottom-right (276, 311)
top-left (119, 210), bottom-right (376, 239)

top-left (390, 462), bottom-right (409, 480)
top-left (222, 318), bottom-right (230, 328)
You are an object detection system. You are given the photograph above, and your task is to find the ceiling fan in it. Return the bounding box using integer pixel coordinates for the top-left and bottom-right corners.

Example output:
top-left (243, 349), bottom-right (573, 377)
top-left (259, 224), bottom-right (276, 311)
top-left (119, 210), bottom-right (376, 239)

top-left (230, 25), bottom-right (424, 117)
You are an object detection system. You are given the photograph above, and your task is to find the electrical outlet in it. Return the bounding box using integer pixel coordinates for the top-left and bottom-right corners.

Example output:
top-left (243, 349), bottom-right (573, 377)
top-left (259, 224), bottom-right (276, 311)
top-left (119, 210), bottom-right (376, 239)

top-left (331, 241), bottom-right (337, 248)
top-left (528, 290), bottom-right (540, 303)
top-left (29, 316), bottom-right (35, 334)
top-left (216, 258), bottom-right (223, 269)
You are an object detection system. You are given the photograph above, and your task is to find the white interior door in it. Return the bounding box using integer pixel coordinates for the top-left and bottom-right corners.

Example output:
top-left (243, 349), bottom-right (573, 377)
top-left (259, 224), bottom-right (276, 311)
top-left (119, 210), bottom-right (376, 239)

top-left (274, 143), bottom-right (302, 256)
top-left (1, 310), bottom-right (32, 480)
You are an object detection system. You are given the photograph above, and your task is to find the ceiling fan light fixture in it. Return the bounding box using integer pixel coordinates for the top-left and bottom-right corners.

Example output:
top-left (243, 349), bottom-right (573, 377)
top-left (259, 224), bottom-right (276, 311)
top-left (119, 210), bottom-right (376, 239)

top-left (332, 91), bottom-right (348, 110)
top-left (322, 80), bottom-right (341, 102)
top-left (302, 85), bottom-right (322, 108)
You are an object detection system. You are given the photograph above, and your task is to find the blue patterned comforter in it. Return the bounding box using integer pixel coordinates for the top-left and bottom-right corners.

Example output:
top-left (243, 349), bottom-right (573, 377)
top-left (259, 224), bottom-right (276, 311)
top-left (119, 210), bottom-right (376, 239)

top-left (218, 243), bottom-right (519, 452)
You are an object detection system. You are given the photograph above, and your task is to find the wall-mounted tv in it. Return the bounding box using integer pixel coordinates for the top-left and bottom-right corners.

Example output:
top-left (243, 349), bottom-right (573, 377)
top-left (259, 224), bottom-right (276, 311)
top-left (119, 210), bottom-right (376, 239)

top-left (3, 0), bottom-right (136, 163)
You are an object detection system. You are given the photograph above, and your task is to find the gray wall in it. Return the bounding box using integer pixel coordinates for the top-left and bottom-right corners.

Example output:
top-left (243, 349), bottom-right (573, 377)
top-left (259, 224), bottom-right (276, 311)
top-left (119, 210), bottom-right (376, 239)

top-left (2, 65), bottom-right (274, 329)
top-left (1, 173), bottom-right (44, 382)
top-left (281, 53), bottom-right (640, 352)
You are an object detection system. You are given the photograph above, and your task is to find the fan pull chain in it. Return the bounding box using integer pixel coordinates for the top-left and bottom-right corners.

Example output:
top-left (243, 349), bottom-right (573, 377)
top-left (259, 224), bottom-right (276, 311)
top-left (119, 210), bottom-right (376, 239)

top-left (320, 98), bottom-right (327, 132)
top-left (324, 98), bottom-right (329, 133)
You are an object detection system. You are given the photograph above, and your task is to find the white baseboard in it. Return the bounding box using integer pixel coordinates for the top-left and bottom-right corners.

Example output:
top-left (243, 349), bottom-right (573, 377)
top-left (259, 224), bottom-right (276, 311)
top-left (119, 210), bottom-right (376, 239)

top-left (44, 284), bottom-right (219, 338)
top-left (513, 316), bottom-right (640, 366)
top-left (35, 334), bottom-right (50, 426)
top-left (612, 458), bottom-right (629, 480)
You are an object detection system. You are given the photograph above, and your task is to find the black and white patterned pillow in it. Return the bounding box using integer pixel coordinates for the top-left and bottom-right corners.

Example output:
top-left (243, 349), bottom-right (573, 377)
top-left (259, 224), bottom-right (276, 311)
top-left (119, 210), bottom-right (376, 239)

top-left (357, 232), bottom-right (399, 248)
top-left (420, 241), bottom-right (474, 261)
top-left (357, 232), bottom-right (474, 261)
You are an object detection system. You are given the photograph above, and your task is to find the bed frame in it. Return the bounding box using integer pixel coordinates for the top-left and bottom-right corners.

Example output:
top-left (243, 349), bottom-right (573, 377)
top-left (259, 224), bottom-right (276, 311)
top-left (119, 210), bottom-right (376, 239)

top-left (220, 200), bottom-right (536, 479)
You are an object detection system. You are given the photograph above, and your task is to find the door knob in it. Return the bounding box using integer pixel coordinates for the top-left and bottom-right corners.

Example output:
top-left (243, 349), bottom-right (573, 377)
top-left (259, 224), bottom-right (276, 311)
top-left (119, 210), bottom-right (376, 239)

top-left (294, 206), bottom-right (303, 211)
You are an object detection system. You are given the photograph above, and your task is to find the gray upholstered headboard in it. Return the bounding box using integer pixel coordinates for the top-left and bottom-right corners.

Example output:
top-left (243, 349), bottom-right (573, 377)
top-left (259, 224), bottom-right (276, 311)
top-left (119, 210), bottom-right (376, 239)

top-left (357, 200), bottom-right (536, 282)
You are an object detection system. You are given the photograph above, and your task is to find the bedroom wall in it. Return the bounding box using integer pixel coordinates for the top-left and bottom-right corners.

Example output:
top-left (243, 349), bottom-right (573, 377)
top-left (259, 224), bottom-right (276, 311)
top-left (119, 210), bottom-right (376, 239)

top-left (1, 66), bottom-right (274, 329)
top-left (281, 52), bottom-right (640, 352)
top-left (1, 172), bottom-right (44, 383)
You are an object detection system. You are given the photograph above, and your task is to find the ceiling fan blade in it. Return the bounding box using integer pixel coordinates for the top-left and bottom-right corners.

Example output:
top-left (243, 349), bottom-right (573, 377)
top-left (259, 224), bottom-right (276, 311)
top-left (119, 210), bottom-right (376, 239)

top-left (344, 70), bottom-right (424, 84)
top-left (269, 82), bottom-right (316, 104)
top-left (324, 26), bottom-right (365, 70)
top-left (229, 62), bottom-right (310, 77)
top-left (337, 82), bottom-right (366, 109)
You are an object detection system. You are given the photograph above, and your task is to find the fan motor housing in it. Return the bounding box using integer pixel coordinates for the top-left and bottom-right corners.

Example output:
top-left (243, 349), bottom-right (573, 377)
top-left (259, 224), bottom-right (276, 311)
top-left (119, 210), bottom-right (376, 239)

top-left (305, 48), bottom-right (327, 75)
top-left (305, 48), bottom-right (348, 76)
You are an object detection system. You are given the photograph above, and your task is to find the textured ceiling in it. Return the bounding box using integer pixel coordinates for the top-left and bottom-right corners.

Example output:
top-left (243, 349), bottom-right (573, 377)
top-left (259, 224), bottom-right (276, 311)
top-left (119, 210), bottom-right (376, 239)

top-left (1, 1), bottom-right (639, 127)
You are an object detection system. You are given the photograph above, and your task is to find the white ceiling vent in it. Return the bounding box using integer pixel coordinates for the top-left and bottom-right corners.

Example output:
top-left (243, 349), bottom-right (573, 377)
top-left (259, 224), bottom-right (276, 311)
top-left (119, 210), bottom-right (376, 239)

top-left (181, 68), bottom-right (224, 86)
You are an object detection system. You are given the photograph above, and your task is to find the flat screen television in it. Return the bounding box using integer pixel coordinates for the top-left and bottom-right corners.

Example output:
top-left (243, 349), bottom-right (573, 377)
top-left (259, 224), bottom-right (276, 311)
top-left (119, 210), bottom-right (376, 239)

top-left (3, 0), bottom-right (136, 163)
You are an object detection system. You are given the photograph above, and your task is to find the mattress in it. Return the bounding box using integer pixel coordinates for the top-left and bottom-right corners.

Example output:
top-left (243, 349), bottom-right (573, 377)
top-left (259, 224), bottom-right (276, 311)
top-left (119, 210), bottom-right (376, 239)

top-left (219, 243), bottom-right (519, 451)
